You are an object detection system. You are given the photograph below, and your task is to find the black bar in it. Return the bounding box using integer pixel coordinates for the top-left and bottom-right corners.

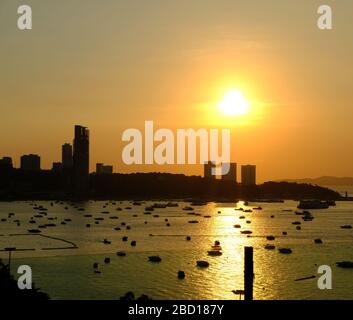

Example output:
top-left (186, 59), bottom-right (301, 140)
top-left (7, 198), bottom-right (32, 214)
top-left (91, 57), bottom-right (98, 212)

top-left (244, 246), bottom-right (254, 301)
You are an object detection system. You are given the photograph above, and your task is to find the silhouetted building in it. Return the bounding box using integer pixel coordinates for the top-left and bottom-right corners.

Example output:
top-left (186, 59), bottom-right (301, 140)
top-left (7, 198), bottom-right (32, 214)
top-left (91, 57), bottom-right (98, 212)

top-left (221, 162), bottom-right (237, 182)
top-left (96, 163), bottom-right (113, 175)
top-left (52, 162), bottom-right (62, 171)
top-left (20, 154), bottom-right (40, 171)
top-left (204, 161), bottom-right (216, 179)
top-left (62, 143), bottom-right (73, 169)
top-left (73, 125), bottom-right (89, 196)
top-left (0, 157), bottom-right (13, 170)
top-left (241, 165), bottom-right (256, 186)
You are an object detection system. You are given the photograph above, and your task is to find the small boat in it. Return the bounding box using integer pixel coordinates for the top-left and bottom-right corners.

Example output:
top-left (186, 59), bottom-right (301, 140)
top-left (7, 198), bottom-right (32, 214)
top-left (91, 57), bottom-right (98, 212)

top-left (336, 261), bottom-right (353, 268)
top-left (234, 224), bottom-right (241, 228)
top-left (188, 220), bottom-right (199, 224)
top-left (278, 248), bottom-right (292, 254)
top-left (186, 236), bottom-right (191, 241)
top-left (104, 257), bottom-right (110, 263)
top-left (93, 262), bottom-right (99, 269)
top-left (196, 260), bottom-right (209, 268)
top-left (167, 202), bottom-right (179, 207)
top-left (264, 244), bottom-right (275, 250)
top-left (27, 229), bottom-right (41, 233)
top-left (314, 238), bottom-right (323, 244)
top-left (253, 207), bottom-right (262, 210)
top-left (266, 235), bottom-right (275, 241)
top-left (177, 271), bottom-right (185, 279)
top-left (241, 230), bottom-right (252, 235)
top-left (148, 255), bottom-right (162, 263)
top-left (116, 251), bottom-right (126, 257)
top-left (239, 216), bottom-right (245, 219)
top-left (153, 203), bottom-right (167, 209)
top-left (122, 236), bottom-right (128, 242)
top-left (208, 250), bottom-right (222, 256)
top-left (103, 239), bottom-right (111, 244)
top-left (130, 240), bottom-right (136, 246)
top-left (292, 221), bottom-right (301, 225)
top-left (183, 206), bottom-right (194, 211)
top-left (341, 225), bottom-right (352, 229)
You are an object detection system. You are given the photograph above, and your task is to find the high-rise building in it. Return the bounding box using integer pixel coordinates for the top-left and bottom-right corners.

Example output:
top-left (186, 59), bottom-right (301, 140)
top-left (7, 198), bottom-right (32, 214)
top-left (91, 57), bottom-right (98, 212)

top-left (221, 163), bottom-right (237, 182)
top-left (241, 165), bottom-right (256, 186)
top-left (62, 143), bottom-right (73, 169)
top-left (204, 161), bottom-right (216, 179)
top-left (20, 154), bottom-right (41, 171)
top-left (52, 162), bottom-right (63, 171)
top-left (73, 125), bottom-right (89, 196)
top-left (0, 157), bottom-right (13, 170)
top-left (96, 163), bottom-right (113, 175)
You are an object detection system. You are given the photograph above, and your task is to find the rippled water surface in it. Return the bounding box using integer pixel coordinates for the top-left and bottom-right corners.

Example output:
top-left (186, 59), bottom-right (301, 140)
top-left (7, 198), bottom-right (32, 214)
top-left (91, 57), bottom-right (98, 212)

top-left (0, 197), bottom-right (352, 300)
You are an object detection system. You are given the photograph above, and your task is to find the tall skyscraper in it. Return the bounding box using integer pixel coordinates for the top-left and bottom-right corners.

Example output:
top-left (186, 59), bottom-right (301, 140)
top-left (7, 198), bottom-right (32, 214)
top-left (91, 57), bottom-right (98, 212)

top-left (20, 154), bottom-right (41, 171)
top-left (62, 143), bottom-right (73, 169)
top-left (221, 163), bottom-right (237, 182)
top-left (73, 125), bottom-right (89, 196)
top-left (204, 161), bottom-right (216, 179)
top-left (241, 165), bottom-right (256, 186)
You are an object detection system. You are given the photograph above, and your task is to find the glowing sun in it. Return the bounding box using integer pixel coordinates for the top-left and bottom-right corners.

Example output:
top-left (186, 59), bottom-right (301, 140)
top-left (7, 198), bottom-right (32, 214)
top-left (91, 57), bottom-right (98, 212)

top-left (219, 90), bottom-right (249, 116)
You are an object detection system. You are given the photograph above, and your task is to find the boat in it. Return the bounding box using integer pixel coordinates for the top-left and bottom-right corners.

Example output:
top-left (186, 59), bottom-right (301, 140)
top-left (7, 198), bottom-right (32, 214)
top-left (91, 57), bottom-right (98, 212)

top-left (183, 206), bottom-right (194, 211)
top-left (297, 200), bottom-right (329, 209)
top-left (196, 260), bottom-right (209, 268)
top-left (104, 257), bottom-right (110, 263)
top-left (188, 220), bottom-right (199, 224)
top-left (264, 244), bottom-right (275, 250)
top-left (116, 251), bottom-right (126, 257)
top-left (103, 239), bottom-right (111, 244)
top-left (266, 235), bottom-right (275, 241)
top-left (177, 271), bottom-right (186, 279)
top-left (148, 255), bottom-right (162, 263)
top-left (341, 225), bottom-right (352, 229)
top-left (336, 261), bottom-right (353, 268)
top-left (314, 238), bottom-right (323, 244)
top-left (27, 229), bottom-right (41, 234)
top-left (208, 250), bottom-right (222, 256)
top-left (234, 224), bottom-right (241, 228)
top-left (278, 248), bottom-right (292, 254)
top-left (167, 202), bottom-right (179, 207)
top-left (130, 240), bottom-right (136, 246)
top-left (153, 203), bottom-right (167, 209)
top-left (190, 201), bottom-right (207, 206)
top-left (292, 221), bottom-right (301, 225)
top-left (241, 230), bottom-right (252, 235)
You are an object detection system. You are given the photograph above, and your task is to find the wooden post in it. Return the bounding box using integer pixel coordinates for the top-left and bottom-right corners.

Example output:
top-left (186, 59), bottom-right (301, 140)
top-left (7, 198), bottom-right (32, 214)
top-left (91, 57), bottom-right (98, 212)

top-left (244, 246), bottom-right (254, 301)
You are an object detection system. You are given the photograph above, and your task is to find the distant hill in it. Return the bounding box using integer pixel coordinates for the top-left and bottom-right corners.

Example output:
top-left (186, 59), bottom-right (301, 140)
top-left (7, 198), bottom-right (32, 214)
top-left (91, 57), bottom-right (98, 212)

top-left (279, 176), bottom-right (353, 186)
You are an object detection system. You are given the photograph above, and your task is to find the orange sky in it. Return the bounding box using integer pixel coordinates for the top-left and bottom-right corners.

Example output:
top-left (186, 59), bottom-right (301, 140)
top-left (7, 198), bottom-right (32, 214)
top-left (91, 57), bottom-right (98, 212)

top-left (0, 0), bottom-right (352, 182)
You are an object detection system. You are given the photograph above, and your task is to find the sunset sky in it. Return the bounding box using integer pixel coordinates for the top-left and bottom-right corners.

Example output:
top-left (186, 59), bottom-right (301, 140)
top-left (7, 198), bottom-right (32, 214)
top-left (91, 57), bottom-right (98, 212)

top-left (0, 0), bottom-right (352, 182)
